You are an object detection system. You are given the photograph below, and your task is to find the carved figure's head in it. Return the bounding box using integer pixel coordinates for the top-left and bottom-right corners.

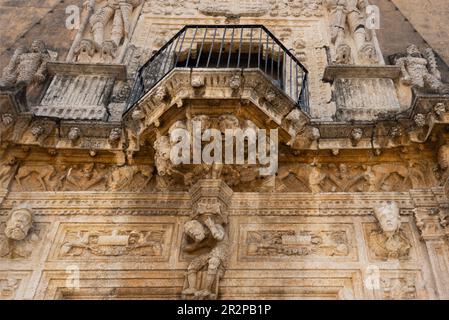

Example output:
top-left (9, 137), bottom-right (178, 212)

top-left (31, 40), bottom-right (46, 54)
top-left (68, 127), bottom-right (81, 141)
top-left (109, 128), bottom-right (121, 142)
top-left (4, 208), bottom-right (33, 241)
top-left (373, 201), bottom-right (400, 234)
top-left (184, 219), bottom-right (206, 242)
top-left (407, 44), bottom-right (422, 58)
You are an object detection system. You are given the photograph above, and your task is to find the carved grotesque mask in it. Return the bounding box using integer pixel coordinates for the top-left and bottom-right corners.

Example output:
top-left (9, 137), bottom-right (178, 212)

top-left (184, 220), bottom-right (206, 242)
top-left (4, 209), bottom-right (33, 241)
top-left (374, 201), bottom-right (400, 234)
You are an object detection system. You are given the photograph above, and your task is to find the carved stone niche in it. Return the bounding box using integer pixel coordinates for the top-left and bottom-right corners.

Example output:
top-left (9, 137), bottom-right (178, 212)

top-left (323, 66), bottom-right (402, 121)
top-left (181, 179), bottom-right (233, 300)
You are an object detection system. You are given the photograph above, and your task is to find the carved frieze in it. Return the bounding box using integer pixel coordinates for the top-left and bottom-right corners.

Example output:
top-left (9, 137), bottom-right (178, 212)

top-left (276, 161), bottom-right (435, 193)
top-left (143, 0), bottom-right (323, 17)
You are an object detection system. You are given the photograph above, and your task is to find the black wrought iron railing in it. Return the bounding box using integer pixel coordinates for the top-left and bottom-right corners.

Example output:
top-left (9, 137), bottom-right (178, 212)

top-left (125, 25), bottom-right (310, 114)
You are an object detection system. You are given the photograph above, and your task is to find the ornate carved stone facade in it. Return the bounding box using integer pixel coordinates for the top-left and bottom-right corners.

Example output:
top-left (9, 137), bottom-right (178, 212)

top-left (0, 0), bottom-right (449, 300)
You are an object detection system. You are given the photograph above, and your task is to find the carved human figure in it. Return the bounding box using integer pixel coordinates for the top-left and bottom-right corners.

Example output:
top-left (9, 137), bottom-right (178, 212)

top-left (153, 135), bottom-right (173, 176)
top-left (182, 217), bottom-right (229, 299)
top-left (0, 40), bottom-right (50, 88)
top-left (309, 162), bottom-right (326, 193)
top-left (395, 45), bottom-right (449, 94)
top-left (437, 144), bottom-right (449, 184)
top-left (0, 207), bottom-right (39, 259)
top-left (65, 163), bottom-right (105, 190)
top-left (369, 201), bottom-right (411, 260)
top-left (324, 0), bottom-right (378, 64)
top-left (0, 157), bottom-right (17, 190)
top-left (88, 0), bottom-right (143, 49)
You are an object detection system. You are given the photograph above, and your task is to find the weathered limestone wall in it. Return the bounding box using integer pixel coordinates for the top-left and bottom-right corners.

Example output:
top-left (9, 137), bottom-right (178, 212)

top-left (0, 0), bottom-right (83, 67)
top-left (1, 0), bottom-right (449, 300)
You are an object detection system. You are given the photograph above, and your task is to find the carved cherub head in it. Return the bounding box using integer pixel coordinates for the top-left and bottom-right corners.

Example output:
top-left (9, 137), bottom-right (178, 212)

top-left (100, 40), bottom-right (117, 62)
top-left (434, 103), bottom-right (446, 119)
top-left (31, 126), bottom-right (44, 138)
top-left (184, 219), bottom-right (206, 242)
top-left (373, 201), bottom-right (400, 235)
top-left (4, 207), bottom-right (33, 241)
top-left (350, 128), bottom-right (363, 146)
top-left (414, 114), bottom-right (426, 128)
top-left (109, 128), bottom-right (121, 143)
top-left (74, 39), bottom-right (95, 60)
top-left (229, 74), bottom-right (241, 90)
top-left (154, 86), bottom-right (167, 102)
top-left (68, 127), bottom-right (81, 141)
top-left (335, 44), bottom-right (352, 65)
top-left (359, 43), bottom-right (378, 64)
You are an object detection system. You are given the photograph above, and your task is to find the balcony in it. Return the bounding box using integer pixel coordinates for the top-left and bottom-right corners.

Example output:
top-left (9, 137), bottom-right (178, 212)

top-left (126, 25), bottom-right (309, 114)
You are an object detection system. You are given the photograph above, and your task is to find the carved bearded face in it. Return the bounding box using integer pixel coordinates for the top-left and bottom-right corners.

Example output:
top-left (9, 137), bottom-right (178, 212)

top-left (31, 40), bottom-right (46, 54)
top-left (374, 202), bottom-right (400, 234)
top-left (407, 45), bottom-right (422, 58)
top-left (4, 209), bottom-right (33, 241)
top-left (184, 220), bottom-right (206, 242)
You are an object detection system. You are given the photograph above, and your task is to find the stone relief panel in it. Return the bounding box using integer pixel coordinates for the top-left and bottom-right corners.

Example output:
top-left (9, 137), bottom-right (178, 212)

top-left (363, 222), bottom-right (414, 262)
top-left (48, 223), bottom-right (174, 261)
top-left (0, 272), bottom-right (30, 300)
top-left (377, 271), bottom-right (428, 300)
top-left (0, 278), bottom-right (20, 300)
top-left (238, 223), bottom-right (357, 262)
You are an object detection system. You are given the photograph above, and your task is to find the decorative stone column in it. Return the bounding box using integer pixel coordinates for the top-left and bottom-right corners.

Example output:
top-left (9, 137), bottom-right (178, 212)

top-left (180, 179), bottom-right (233, 300)
top-left (412, 189), bottom-right (449, 299)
